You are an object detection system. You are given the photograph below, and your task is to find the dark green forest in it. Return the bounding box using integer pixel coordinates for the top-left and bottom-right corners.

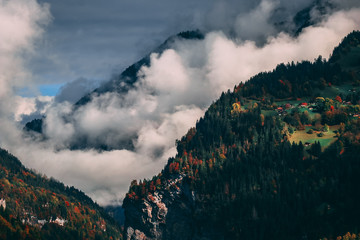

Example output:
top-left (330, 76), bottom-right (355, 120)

top-left (125, 31), bottom-right (360, 240)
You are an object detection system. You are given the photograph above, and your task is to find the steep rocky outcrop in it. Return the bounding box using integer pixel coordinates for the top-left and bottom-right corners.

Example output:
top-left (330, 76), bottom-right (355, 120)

top-left (123, 174), bottom-right (196, 240)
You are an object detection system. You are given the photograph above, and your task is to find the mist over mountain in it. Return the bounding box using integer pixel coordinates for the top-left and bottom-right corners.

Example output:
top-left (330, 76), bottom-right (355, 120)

top-left (0, 0), bottom-right (359, 207)
top-left (0, 0), bottom-right (360, 238)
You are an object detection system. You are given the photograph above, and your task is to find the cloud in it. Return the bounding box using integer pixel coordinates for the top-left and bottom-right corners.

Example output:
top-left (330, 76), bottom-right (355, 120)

top-left (14, 95), bottom-right (53, 123)
top-left (234, 0), bottom-right (278, 41)
top-left (1, 0), bottom-right (360, 206)
top-left (55, 77), bottom-right (100, 104)
top-left (200, 0), bottom-right (315, 41)
top-left (0, 0), bottom-right (50, 110)
top-left (36, 6), bottom-right (360, 205)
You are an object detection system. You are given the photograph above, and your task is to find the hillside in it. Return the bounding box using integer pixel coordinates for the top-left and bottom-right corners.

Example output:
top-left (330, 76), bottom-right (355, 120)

top-left (123, 31), bottom-right (360, 240)
top-left (0, 149), bottom-right (122, 239)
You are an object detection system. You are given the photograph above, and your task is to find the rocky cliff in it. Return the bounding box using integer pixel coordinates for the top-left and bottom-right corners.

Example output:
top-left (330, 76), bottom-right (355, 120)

top-left (123, 174), bottom-right (196, 240)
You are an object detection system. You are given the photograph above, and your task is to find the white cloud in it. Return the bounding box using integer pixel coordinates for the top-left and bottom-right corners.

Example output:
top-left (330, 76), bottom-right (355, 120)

top-left (139, 50), bottom-right (190, 93)
top-left (0, 0), bottom-right (50, 112)
top-left (14, 95), bottom-right (53, 122)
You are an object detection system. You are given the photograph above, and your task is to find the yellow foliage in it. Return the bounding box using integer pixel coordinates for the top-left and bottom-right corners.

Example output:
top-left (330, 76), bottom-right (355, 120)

top-left (231, 103), bottom-right (241, 115)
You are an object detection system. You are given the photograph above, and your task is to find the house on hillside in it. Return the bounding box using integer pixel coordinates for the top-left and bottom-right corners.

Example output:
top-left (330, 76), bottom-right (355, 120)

top-left (300, 102), bottom-right (308, 107)
top-left (277, 107), bottom-right (287, 116)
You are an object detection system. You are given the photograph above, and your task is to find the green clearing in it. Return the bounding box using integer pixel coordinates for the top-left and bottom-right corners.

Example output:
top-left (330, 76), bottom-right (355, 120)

top-left (316, 84), bottom-right (360, 98)
top-left (261, 110), bottom-right (277, 117)
top-left (296, 107), bottom-right (317, 118)
top-left (275, 98), bottom-right (310, 106)
top-left (288, 125), bottom-right (340, 149)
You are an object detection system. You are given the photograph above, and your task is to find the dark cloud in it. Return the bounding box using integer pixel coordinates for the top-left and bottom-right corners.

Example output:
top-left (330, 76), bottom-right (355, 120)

top-left (30, 0), bottom-right (214, 86)
top-left (55, 78), bottom-right (100, 103)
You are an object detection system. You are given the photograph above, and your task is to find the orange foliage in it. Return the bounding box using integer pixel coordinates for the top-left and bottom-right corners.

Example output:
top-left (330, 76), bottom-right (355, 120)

top-left (25, 225), bottom-right (30, 235)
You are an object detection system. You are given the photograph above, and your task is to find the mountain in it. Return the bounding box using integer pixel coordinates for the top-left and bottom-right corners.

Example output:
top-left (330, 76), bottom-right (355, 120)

top-left (0, 148), bottom-right (122, 239)
top-left (123, 31), bottom-right (360, 240)
top-left (75, 30), bottom-right (204, 107)
top-left (293, 0), bottom-right (334, 35)
top-left (23, 0), bottom-right (334, 151)
top-left (24, 30), bottom-right (204, 151)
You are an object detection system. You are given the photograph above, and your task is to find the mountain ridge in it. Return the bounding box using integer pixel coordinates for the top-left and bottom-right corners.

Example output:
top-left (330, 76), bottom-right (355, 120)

top-left (123, 30), bottom-right (360, 240)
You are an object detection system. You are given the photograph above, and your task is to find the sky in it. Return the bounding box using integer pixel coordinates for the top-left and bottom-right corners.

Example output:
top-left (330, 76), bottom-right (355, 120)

top-left (27, 0), bottom-right (216, 96)
top-left (1, 0), bottom-right (360, 206)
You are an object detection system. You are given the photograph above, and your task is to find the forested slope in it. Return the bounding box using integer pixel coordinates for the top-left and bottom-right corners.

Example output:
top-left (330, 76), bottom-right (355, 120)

top-left (0, 149), bottom-right (122, 239)
top-left (123, 31), bottom-right (360, 240)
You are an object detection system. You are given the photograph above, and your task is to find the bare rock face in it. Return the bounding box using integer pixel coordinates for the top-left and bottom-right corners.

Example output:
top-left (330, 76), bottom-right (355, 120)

top-left (123, 175), bottom-right (196, 240)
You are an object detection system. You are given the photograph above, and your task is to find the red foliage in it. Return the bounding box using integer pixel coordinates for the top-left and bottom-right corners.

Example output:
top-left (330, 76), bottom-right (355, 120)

top-left (340, 148), bottom-right (345, 155)
top-left (185, 128), bottom-right (196, 142)
top-left (127, 192), bottom-right (137, 200)
top-left (331, 105), bottom-right (335, 111)
top-left (74, 206), bottom-right (80, 214)
top-left (141, 183), bottom-right (146, 196)
top-left (335, 95), bottom-right (342, 102)
top-left (234, 85), bottom-right (242, 93)
top-left (65, 201), bottom-right (70, 207)
top-left (169, 162), bottom-right (180, 174)
top-left (149, 181), bottom-right (156, 192)
top-left (279, 80), bottom-right (285, 86)
top-left (188, 153), bottom-right (193, 165)
top-left (148, 194), bottom-right (155, 202)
